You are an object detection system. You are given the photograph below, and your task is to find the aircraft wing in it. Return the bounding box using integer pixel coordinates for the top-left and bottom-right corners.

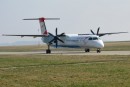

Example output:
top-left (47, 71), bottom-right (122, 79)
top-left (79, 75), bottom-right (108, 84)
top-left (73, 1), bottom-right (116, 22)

top-left (79, 32), bottom-right (128, 37)
top-left (2, 34), bottom-right (48, 38)
top-left (98, 32), bottom-right (128, 37)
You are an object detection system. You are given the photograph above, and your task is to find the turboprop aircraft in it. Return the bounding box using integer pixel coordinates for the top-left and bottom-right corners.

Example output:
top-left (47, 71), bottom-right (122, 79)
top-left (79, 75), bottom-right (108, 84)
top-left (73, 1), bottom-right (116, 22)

top-left (3, 17), bottom-right (128, 54)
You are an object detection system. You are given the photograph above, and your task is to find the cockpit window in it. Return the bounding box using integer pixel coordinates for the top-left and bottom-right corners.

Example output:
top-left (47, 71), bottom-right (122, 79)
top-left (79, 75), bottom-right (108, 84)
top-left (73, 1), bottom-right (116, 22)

top-left (93, 37), bottom-right (98, 40)
top-left (88, 37), bottom-right (92, 40)
top-left (88, 37), bottom-right (99, 40)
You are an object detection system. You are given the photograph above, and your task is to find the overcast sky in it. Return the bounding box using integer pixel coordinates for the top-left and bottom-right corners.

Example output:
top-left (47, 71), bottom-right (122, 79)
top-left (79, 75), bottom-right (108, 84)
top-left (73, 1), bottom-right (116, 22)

top-left (0, 0), bottom-right (130, 44)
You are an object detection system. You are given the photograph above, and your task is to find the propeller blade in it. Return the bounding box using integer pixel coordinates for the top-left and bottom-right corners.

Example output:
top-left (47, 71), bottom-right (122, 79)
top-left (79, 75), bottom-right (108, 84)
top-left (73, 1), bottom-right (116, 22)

top-left (48, 27), bottom-right (64, 48)
top-left (56, 28), bottom-right (58, 36)
top-left (49, 33), bottom-right (55, 37)
top-left (49, 39), bottom-right (55, 44)
top-left (91, 30), bottom-right (95, 35)
top-left (57, 38), bottom-right (64, 43)
top-left (97, 27), bottom-right (100, 35)
top-left (58, 33), bottom-right (65, 37)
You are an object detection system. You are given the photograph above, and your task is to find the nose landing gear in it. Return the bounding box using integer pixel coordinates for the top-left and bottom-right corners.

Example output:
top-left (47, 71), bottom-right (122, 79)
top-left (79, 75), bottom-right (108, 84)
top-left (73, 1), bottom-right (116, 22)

top-left (97, 48), bottom-right (101, 53)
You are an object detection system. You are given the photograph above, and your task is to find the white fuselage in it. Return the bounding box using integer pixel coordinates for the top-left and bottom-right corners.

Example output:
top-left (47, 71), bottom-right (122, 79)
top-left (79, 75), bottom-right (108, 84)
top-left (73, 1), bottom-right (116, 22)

top-left (42, 34), bottom-right (104, 49)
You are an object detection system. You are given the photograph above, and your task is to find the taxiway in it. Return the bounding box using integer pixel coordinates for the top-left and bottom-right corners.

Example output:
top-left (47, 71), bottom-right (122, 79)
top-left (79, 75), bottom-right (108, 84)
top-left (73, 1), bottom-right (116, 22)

top-left (0, 51), bottom-right (130, 55)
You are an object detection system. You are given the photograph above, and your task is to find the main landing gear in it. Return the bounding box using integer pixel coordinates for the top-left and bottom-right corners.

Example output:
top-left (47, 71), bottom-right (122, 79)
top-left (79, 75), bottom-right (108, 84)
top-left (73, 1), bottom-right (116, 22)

top-left (46, 45), bottom-right (51, 54)
top-left (85, 49), bottom-right (90, 52)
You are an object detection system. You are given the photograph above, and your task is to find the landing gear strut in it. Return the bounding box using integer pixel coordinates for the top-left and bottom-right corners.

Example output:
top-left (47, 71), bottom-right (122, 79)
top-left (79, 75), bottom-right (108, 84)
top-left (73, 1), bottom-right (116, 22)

top-left (85, 49), bottom-right (90, 52)
top-left (97, 48), bottom-right (101, 53)
top-left (46, 45), bottom-right (51, 54)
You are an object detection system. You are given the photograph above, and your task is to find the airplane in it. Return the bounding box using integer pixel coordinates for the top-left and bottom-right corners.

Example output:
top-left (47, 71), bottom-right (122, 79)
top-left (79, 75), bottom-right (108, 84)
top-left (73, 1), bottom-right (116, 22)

top-left (3, 17), bottom-right (128, 54)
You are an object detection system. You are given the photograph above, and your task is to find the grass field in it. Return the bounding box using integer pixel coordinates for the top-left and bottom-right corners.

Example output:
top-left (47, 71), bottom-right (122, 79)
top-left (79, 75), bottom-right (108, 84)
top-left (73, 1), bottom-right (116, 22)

top-left (0, 41), bottom-right (130, 87)
top-left (103, 41), bottom-right (130, 51)
top-left (0, 55), bottom-right (130, 87)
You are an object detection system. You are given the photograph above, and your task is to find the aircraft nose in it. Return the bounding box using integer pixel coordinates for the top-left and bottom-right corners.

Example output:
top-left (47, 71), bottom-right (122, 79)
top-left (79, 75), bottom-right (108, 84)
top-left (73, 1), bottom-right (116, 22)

top-left (96, 40), bottom-right (104, 48)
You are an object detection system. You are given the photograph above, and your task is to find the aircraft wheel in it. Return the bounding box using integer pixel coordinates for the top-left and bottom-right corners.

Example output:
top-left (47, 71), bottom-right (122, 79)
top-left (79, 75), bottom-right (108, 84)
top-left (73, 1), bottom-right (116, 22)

top-left (97, 49), bottom-right (101, 53)
top-left (85, 49), bottom-right (90, 52)
top-left (46, 49), bottom-right (51, 54)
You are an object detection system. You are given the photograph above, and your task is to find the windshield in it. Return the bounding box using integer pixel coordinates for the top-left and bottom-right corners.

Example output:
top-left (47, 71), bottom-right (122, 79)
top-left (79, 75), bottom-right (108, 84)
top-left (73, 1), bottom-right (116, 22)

top-left (88, 37), bottom-right (99, 40)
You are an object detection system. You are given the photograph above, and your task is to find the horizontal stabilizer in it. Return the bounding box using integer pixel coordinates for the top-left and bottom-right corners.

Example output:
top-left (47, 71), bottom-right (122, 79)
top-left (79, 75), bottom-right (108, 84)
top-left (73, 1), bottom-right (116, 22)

top-left (23, 17), bottom-right (60, 20)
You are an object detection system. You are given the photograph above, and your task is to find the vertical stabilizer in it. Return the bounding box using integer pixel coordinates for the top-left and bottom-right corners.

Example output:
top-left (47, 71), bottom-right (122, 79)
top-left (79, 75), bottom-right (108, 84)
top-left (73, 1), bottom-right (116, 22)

top-left (39, 18), bottom-right (48, 36)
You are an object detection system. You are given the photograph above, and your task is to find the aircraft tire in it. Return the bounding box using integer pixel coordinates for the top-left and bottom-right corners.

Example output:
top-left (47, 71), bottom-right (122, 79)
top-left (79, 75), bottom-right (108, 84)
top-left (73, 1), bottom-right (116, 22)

top-left (85, 49), bottom-right (90, 52)
top-left (97, 49), bottom-right (101, 53)
top-left (46, 49), bottom-right (51, 54)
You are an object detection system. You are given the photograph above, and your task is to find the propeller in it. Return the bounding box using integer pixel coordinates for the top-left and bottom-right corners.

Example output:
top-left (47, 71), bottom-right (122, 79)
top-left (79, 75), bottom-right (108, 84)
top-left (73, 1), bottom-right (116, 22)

top-left (49, 28), bottom-right (65, 48)
top-left (91, 27), bottom-right (100, 36)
